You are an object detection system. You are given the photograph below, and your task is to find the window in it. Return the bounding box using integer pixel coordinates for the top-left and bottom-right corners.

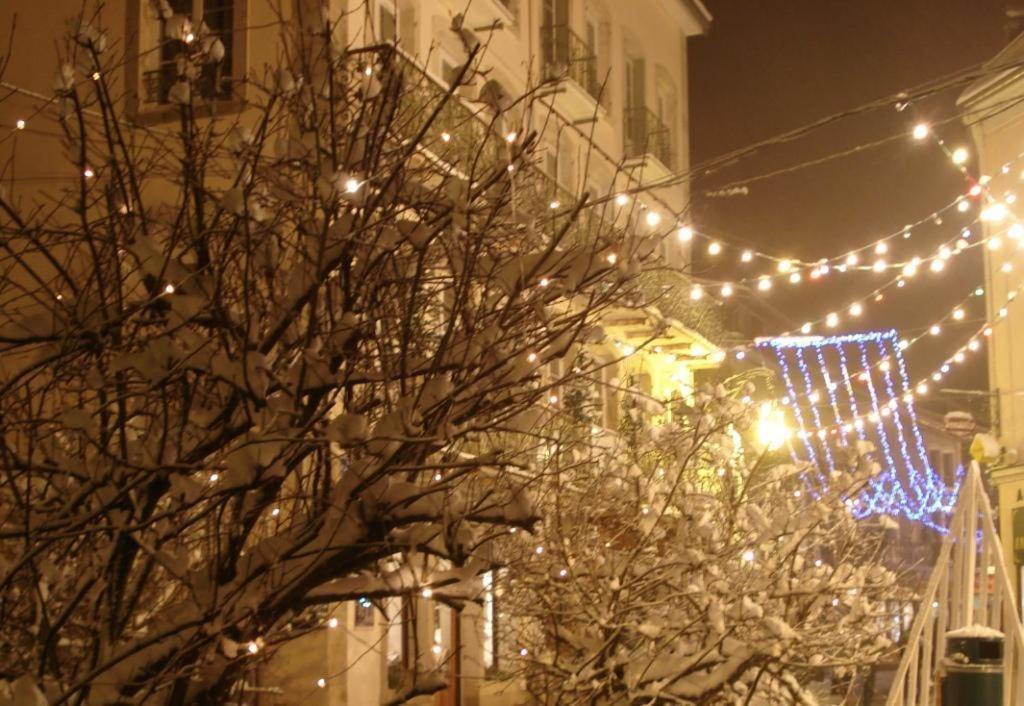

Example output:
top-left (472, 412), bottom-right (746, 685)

top-left (482, 570), bottom-right (504, 677)
top-left (378, 0), bottom-right (397, 43)
top-left (385, 597), bottom-right (410, 690)
top-left (143, 0), bottom-right (236, 105)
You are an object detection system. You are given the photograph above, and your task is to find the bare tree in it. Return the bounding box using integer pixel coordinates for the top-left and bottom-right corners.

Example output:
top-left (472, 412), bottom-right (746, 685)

top-left (502, 379), bottom-right (903, 705)
top-left (0, 5), bottom-right (665, 703)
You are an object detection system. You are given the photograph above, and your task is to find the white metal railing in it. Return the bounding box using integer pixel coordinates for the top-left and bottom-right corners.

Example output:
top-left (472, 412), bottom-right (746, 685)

top-left (886, 461), bottom-right (1024, 705)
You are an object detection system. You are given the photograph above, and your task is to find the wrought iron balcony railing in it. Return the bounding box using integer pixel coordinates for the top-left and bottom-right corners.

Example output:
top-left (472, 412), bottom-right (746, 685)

top-left (142, 66), bottom-right (233, 105)
top-left (623, 106), bottom-right (673, 170)
top-left (541, 24), bottom-right (599, 102)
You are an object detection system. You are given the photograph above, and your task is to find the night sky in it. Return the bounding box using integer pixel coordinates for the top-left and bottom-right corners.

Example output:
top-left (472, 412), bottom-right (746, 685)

top-left (689, 0), bottom-right (1012, 414)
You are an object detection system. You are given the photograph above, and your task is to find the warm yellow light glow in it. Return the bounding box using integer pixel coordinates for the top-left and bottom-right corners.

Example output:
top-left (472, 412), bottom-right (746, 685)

top-left (912, 123), bottom-right (929, 140)
top-left (982, 203), bottom-right (1008, 222)
top-left (645, 211), bottom-right (662, 227)
top-left (741, 250), bottom-right (754, 263)
top-left (757, 277), bottom-right (772, 291)
top-left (756, 403), bottom-right (791, 450)
top-left (826, 312), bottom-right (839, 328)
top-left (721, 283), bottom-right (734, 297)
top-left (677, 225), bottom-right (693, 241)
top-left (952, 147), bottom-right (969, 164)
top-left (778, 259), bottom-right (793, 273)
top-left (708, 241), bottom-right (722, 256)
top-left (849, 302), bottom-right (863, 317)
top-left (690, 285), bottom-right (704, 300)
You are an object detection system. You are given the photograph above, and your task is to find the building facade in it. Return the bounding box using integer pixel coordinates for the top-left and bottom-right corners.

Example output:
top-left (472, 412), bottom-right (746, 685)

top-left (0, 1), bottom-right (712, 704)
top-left (959, 34), bottom-right (1024, 616)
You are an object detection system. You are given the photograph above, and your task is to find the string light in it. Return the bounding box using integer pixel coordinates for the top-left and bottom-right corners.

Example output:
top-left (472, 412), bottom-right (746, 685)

top-left (721, 283), bottom-right (734, 297)
top-left (912, 123), bottom-right (930, 140)
top-left (15, 119), bottom-right (25, 130)
top-left (677, 225), bottom-right (693, 242)
top-left (707, 241), bottom-right (722, 256)
top-left (646, 211), bottom-right (662, 227)
top-left (952, 147), bottom-right (969, 164)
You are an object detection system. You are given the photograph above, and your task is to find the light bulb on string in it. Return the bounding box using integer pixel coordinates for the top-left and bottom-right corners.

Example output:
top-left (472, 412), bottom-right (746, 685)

top-left (615, 193), bottom-right (629, 206)
top-left (741, 250), bottom-right (754, 263)
top-left (912, 123), bottom-right (930, 140)
top-left (826, 312), bottom-right (839, 328)
top-left (930, 259), bottom-right (946, 273)
top-left (677, 225), bottom-right (693, 242)
top-left (952, 308), bottom-right (965, 320)
top-left (846, 253), bottom-right (859, 267)
top-left (969, 184), bottom-right (983, 198)
top-left (957, 199), bottom-right (971, 213)
top-left (789, 272), bottom-right (801, 284)
top-left (849, 302), bottom-right (864, 317)
top-left (758, 277), bottom-right (772, 292)
top-left (15, 119), bottom-right (25, 130)
top-left (707, 241), bottom-right (722, 256)
top-left (646, 211), bottom-right (662, 227)
top-left (929, 324), bottom-right (941, 336)
top-left (872, 259), bottom-right (887, 273)
top-left (982, 203), bottom-right (1008, 222)
top-left (989, 237), bottom-right (1004, 250)
top-left (690, 285), bottom-right (704, 301)
top-left (875, 242), bottom-right (888, 255)
top-left (721, 283), bottom-right (734, 297)
top-left (778, 259), bottom-right (793, 273)
top-left (952, 147), bottom-right (969, 164)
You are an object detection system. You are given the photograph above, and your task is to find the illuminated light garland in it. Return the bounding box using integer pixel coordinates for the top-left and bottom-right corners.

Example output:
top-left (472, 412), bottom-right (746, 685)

top-left (759, 331), bottom-right (957, 530)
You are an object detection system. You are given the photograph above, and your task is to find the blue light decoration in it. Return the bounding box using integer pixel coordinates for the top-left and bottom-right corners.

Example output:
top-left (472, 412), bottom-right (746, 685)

top-left (758, 330), bottom-right (959, 532)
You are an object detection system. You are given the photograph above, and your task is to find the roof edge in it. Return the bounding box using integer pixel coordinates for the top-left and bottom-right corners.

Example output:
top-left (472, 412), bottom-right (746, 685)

top-left (680, 0), bottom-right (713, 33)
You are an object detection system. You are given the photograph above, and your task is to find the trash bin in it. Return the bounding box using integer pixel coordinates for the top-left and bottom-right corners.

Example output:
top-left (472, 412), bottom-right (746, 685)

top-left (940, 626), bottom-right (1003, 706)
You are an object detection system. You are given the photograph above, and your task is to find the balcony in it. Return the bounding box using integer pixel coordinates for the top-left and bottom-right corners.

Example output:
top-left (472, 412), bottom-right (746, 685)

top-left (623, 106), bottom-right (674, 175)
top-left (142, 66), bottom-right (233, 105)
top-left (541, 24), bottom-right (602, 122)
